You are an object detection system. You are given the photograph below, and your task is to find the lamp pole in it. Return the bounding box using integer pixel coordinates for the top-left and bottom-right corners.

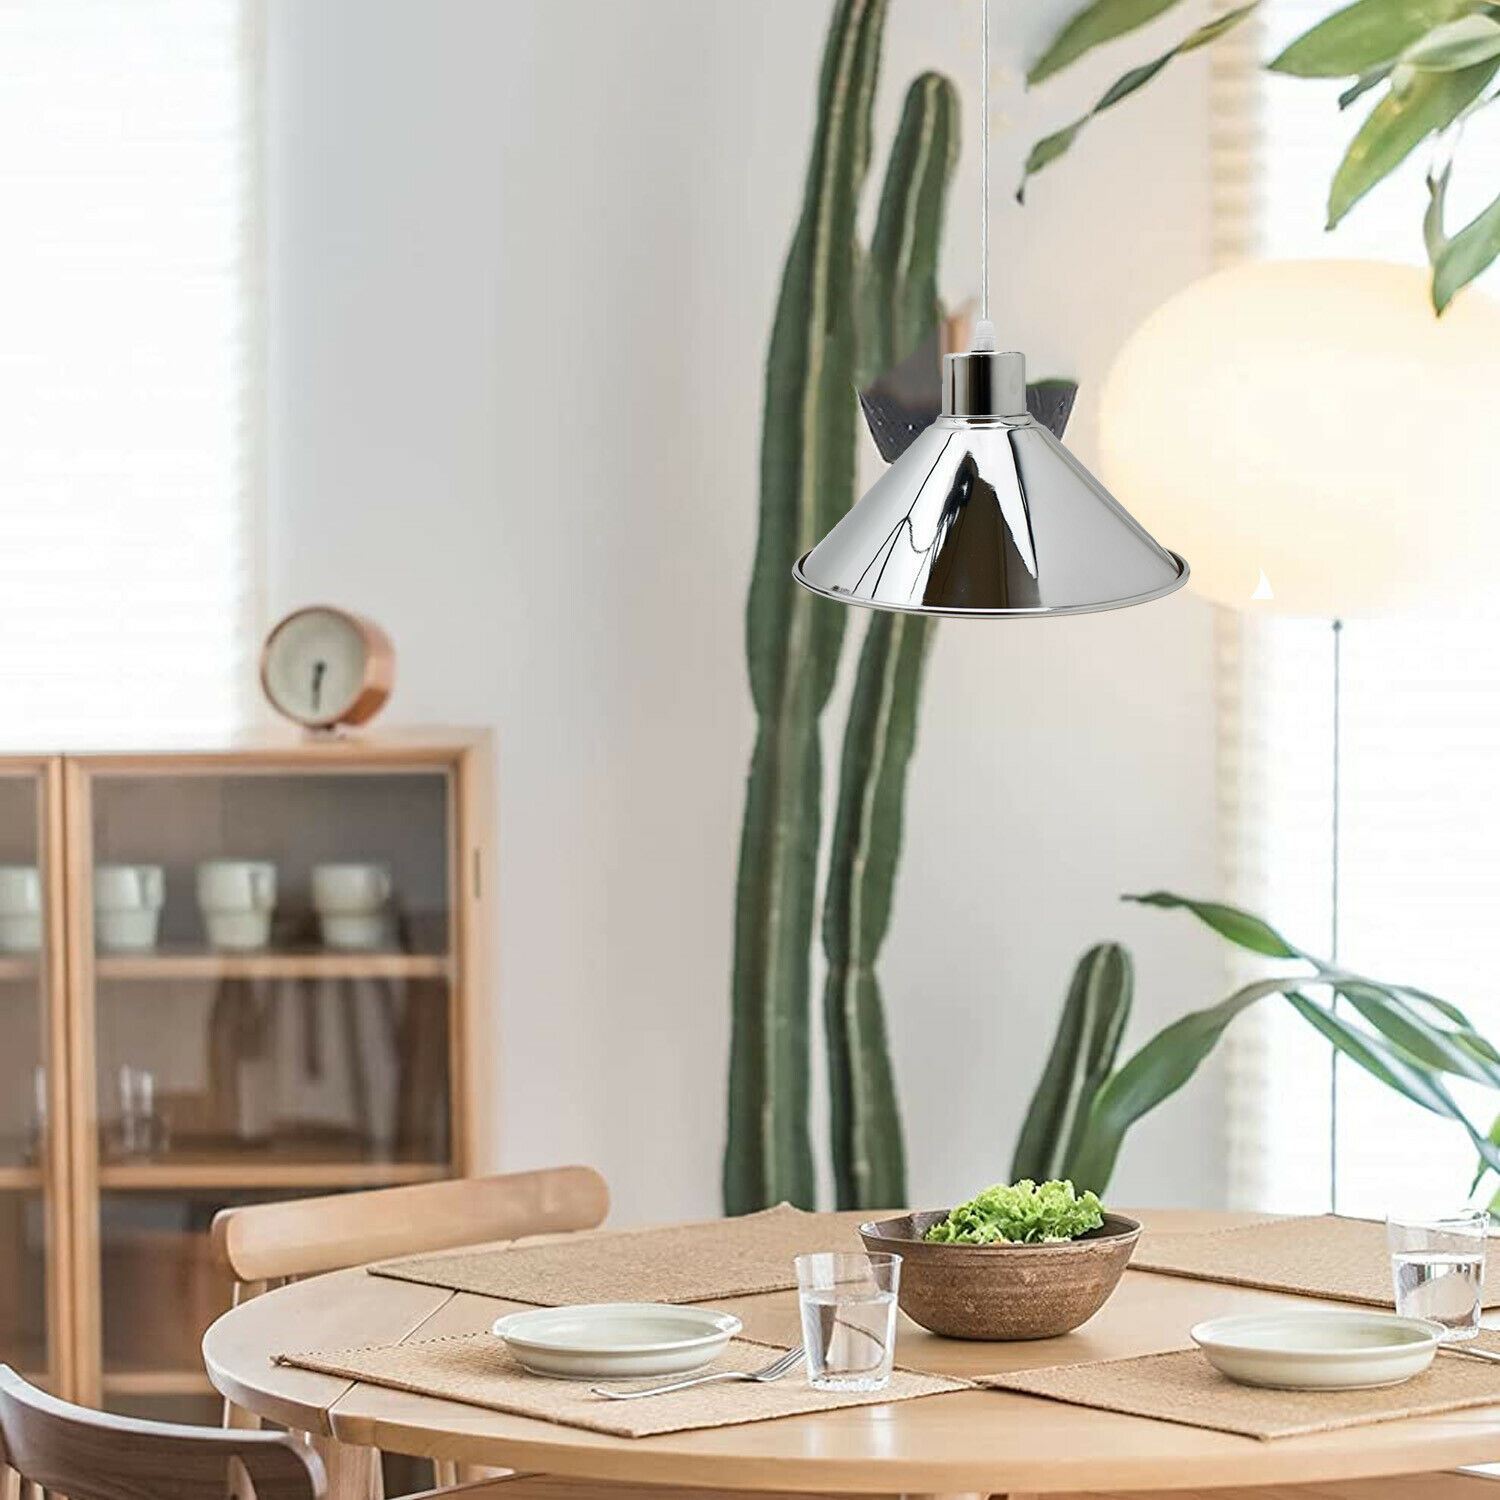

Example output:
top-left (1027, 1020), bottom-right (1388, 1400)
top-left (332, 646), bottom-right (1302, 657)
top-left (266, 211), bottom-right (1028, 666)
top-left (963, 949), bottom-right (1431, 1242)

top-left (1330, 617), bottom-right (1343, 1215)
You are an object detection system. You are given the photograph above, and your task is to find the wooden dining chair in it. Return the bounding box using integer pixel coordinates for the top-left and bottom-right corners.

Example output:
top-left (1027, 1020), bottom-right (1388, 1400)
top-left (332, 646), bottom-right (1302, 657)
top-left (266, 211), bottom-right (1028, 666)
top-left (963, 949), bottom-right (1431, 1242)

top-left (211, 1166), bottom-right (610, 1301)
top-left (211, 1164), bottom-right (610, 1488)
top-left (0, 1363), bottom-right (325, 1500)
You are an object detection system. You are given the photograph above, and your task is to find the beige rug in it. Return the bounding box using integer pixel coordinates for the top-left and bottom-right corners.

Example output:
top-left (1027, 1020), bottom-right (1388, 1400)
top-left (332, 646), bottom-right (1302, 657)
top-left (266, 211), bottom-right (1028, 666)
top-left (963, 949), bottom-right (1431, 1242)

top-left (1133, 1215), bottom-right (1500, 1309)
top-left (979, 1330), bottom-right (1500, 1440)
top-left (277, 1334), bottom-right (967, 1438)
top-left (369, 1203), bottom-right (872, 1306)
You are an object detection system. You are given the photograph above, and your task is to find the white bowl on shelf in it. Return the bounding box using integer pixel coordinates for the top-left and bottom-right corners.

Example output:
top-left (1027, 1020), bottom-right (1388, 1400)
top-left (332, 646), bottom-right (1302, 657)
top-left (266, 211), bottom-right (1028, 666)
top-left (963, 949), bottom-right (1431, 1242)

top-left (317, 912), bottom-right (392, 950)
top-left (491, 1302), bottom-right (741, 1380)
top-left (1191, 1310), bottom-right (1444, 1390)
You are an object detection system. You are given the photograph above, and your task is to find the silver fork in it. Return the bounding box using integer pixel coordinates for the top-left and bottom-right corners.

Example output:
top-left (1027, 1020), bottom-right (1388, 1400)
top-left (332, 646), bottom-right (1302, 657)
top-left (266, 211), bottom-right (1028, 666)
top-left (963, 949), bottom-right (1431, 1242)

top-left (590, 1346), bottom-right (805, 1400)
top-left (1438, 1342), bottom-right (1500, 1365)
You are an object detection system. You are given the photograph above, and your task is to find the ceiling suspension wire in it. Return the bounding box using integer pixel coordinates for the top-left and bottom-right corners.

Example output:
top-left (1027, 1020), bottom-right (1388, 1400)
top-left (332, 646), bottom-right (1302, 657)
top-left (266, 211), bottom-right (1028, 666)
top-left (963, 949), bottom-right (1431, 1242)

top-left (980, 0), bottom-right (989, 328)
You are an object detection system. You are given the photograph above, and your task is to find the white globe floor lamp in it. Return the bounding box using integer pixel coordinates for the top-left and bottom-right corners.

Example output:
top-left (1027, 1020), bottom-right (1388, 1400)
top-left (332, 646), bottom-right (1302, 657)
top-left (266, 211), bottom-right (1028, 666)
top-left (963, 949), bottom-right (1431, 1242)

top-left (1098, 258), bottom-right (1500, 1210)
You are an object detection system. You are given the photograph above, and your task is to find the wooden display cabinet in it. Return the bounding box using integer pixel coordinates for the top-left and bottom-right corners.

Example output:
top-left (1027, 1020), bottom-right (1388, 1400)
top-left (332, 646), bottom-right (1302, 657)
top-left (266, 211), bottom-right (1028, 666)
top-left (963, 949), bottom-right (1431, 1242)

top-left (0, 761), bottom-right (71, 1396)
top-left (0, 731), bottom-right (492, 1420)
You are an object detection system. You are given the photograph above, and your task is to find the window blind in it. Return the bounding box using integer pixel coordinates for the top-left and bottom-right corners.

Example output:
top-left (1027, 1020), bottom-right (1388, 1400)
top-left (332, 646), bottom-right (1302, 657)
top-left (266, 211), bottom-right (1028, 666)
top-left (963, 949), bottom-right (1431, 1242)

top-left (1215, 2), bottom-right (1500, 1214)
top-left (0, 0), bottom-right (260, 746)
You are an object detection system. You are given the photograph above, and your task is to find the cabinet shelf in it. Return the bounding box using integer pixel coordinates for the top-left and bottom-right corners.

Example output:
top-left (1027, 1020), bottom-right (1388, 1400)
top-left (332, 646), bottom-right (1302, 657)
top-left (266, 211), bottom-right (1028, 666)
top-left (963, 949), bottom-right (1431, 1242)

top-left (99, 1158), bottom-right (450, 1191)
top-left (95, 949), bottom-right (451, 982)
top-left (0, 954), bottom-right (39, 983)
top-left (102, 1368), bottom-right (214, 1397)
top-left (0, 1166), bottom-right (43, 1191)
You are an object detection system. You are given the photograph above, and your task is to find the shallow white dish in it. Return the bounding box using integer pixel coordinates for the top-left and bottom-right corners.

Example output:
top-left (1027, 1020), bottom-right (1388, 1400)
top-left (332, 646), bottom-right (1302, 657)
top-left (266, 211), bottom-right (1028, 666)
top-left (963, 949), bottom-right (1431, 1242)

top-left (491, 1302), bottom-right (742, 1380)
top-left (1191, 1310), bottom-right (1445, 1391)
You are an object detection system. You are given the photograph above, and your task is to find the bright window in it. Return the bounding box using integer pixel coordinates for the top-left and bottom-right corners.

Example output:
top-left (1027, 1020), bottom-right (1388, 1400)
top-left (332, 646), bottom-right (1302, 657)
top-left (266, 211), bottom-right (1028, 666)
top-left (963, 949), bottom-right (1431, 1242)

top-left (0, 0), bottom-right (261, 746)
top-left (1218, 2), bottom-right (1500, 1214)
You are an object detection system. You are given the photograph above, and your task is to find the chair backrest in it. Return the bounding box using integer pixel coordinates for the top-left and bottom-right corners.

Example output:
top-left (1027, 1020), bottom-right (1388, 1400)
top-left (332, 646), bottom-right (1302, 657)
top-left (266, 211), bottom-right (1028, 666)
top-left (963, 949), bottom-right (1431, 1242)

top-left (211, 1164), bottom-right (610, 1286)
top-left (0, 1366), bottom-right (323, 1500)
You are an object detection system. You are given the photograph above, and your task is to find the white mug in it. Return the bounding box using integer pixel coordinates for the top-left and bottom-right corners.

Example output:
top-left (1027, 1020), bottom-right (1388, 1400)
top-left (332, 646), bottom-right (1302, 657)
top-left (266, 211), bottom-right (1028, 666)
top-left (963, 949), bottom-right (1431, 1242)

top-left (312, 862), bottom-right (392, 950)
top-left (196, 860), bottom-right (277, 950)
top-left (0, 865), bottom-right (41, 954)
top-left (94, 864), bottom-right (165, 953)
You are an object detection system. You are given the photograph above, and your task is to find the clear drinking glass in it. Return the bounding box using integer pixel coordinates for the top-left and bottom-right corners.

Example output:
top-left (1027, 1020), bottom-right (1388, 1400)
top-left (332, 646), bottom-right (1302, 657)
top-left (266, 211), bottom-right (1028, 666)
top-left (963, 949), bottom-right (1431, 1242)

top-left (795, 1251), bottom-right (901, 1391)
top-left (1387, 1208), bottom-right (1488, 1341)
top-left (116, 1065), bottom-right (168, 1159)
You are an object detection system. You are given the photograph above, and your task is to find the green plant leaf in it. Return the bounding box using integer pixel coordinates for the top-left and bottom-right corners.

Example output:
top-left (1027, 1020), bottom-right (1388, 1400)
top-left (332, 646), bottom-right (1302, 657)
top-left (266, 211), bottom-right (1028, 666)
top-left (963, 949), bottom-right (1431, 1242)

top-left (1328, 59), bottom-right (1498, 226)
top-left (1396, 979), bottom-right (1481, 1030)
top-left (1341, 64), bottom-right (1396, 106)
top-left (1432, 183), bottom-right (1500, 309)
top-left (1472, 1112), bottom-right (1500, 1193)
top-left (1336, 980), bottom-right (1500, 1088)
top-left (1027, 0), bottom-right (1189, 85)
top-left (1286, 991), bottom-right (1500, 1174)
top-left (1271, 0), bottom-right (1479, 77)
top-left (1403, 12), bottom-right (1500, 67)
top-left (1017, 4), bottom-right (1256, 200)
top-left (1012, 944), bottom-right (1133, 1183)
top-left (1386, 981), bottom-right (1500, 1063)
top-left (1065, 976), bottom-right (1289, 1191)
top-left (1425, 162), bottom-right (1454, 260)
top-left (1286, 993), bottom-right (1449, 1114)
top-left (1063, 899), bottom-right (1500, 1194)
top-left (1123, 891), bottom-right (1302, 958)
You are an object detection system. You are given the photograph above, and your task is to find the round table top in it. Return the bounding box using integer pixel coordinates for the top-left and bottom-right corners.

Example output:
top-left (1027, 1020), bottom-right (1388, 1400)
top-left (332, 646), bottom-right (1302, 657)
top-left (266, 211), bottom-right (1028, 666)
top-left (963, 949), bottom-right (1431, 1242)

top-left (202, 1208), bottom-right (1500, 1495)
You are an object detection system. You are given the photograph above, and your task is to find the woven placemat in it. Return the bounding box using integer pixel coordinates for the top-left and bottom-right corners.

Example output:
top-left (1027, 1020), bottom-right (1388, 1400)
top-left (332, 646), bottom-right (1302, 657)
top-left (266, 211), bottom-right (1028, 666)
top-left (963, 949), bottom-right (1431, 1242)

top-left (369, 1203), bottom-right (871, 1306)
top-left (1132, 1215), bottom-right (1499, 1309)
top-left (277, 1334), bottom-right (967, 1437)
top-left (978, 1330), bottom-right (1500, 1440)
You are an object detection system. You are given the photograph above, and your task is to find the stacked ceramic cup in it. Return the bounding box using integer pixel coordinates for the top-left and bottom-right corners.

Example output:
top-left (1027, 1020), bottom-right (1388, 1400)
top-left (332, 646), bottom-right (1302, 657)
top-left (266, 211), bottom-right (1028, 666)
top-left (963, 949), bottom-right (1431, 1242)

top-left (94, 865), bottom-right (165, 952)
top-left (311, 863), bottom-right (392, 950)
top-left (0, 866), bottom-right (41, 953)
top-left (196, 860), bottom-right (278, 950)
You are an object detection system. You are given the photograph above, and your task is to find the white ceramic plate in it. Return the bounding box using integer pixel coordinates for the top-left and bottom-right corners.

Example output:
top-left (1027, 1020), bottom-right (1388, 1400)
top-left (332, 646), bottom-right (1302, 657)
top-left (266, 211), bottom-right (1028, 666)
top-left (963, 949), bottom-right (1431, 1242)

top-left (491, 1303), bottom-right (742, 1380)
top-left (1191, 1310), bottom-right (1445, 1390)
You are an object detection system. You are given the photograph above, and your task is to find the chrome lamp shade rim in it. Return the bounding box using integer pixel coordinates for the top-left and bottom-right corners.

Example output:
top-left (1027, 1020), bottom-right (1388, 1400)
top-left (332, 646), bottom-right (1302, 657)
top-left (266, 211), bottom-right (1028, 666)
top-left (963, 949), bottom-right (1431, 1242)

top-left (792, 548), bottom-right (1190, 619)
top-left (792, 347), bottom-right (1190, 619)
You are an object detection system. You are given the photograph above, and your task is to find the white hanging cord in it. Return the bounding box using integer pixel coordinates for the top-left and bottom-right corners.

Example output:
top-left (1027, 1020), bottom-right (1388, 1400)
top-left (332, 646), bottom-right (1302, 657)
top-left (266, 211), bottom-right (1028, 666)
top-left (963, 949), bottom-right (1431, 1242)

top-left (975, 0), bottom-right (995, 351)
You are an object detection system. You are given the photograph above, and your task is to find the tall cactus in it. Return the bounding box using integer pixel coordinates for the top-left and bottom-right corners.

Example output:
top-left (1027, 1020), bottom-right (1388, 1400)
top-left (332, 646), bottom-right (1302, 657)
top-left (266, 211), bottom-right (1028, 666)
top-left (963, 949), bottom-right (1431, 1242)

top-left (1010, 943), bottom-right (1133, 1182)
top-left (724, 0), bottom-right (888, 1214)
top-left (822, 74), bottom-right (957, 1212)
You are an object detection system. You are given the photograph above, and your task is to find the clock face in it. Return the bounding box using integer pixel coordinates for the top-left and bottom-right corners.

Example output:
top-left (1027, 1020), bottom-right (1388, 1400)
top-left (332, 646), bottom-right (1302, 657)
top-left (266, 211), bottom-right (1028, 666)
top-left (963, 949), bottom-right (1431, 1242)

top-left (261, 607), bottom-right (391, 728)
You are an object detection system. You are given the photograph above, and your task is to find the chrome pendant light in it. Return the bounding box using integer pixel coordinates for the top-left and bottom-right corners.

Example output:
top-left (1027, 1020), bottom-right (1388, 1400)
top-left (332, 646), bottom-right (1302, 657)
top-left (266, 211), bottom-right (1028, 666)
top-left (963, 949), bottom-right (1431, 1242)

top-left (792, 0), bottom-right (1188, 618)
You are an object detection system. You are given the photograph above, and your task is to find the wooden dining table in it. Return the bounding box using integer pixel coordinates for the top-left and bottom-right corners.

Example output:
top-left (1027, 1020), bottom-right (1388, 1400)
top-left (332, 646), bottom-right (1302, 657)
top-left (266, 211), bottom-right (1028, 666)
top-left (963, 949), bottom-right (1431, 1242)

top-left (202, 1209), bottom-right (1500, 1500)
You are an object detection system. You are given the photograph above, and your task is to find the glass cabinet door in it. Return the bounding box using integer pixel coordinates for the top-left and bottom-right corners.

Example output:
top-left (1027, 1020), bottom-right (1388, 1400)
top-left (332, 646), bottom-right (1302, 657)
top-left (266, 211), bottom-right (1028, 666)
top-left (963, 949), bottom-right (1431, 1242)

top-left (0, 762), bottom-right (67, 1395)
top-left (69, 757), bottom-right (460, 1416)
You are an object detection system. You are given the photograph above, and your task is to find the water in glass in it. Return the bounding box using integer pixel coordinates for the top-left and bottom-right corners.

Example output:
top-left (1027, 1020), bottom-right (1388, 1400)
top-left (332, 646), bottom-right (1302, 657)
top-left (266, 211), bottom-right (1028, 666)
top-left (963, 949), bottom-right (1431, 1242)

top-left (1387, 1209), bottom-right (1487, 1341)
top-left (794, 1251), bottom-right (900, 1392)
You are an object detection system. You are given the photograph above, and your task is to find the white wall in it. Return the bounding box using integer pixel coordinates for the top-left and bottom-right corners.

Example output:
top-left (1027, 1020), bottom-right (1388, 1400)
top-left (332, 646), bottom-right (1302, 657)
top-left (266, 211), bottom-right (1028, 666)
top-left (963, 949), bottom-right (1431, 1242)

top-left (265, 0), bottom-right (1228, 1223)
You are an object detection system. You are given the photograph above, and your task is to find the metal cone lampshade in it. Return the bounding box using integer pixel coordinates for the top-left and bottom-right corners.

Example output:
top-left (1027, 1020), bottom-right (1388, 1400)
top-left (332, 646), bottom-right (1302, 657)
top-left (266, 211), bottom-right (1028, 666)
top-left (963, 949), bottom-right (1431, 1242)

top-left (793, 346), bottom-right (1189, 617)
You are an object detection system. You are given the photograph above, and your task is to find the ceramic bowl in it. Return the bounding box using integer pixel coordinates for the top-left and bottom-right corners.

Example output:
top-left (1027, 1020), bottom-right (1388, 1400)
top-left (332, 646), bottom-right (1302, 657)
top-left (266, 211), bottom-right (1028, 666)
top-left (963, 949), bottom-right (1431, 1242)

top-left (1191, 1310), bottom-right (1444, 1390)
top-left (491, 1302), bottom-right (741, 1379)
top-left (859, 1210), bottom-right (1141, 1340)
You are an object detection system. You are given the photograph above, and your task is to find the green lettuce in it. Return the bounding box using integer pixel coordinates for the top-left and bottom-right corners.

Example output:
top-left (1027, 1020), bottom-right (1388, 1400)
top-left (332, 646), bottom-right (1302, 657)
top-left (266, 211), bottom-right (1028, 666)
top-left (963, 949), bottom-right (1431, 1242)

top-left (923, 1178), bottom-right (1105, 1244)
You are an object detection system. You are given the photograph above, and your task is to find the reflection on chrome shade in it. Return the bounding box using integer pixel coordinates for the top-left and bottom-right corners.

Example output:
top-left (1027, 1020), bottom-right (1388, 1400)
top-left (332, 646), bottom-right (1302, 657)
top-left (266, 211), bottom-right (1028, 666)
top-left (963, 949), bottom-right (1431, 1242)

top-left (795, 349), bottom-right (1187, 618)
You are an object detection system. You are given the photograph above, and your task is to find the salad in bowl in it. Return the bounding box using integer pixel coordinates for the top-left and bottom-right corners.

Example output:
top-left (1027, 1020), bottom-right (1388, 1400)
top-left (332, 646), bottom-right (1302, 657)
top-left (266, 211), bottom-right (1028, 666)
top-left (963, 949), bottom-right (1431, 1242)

top-left (861, 1177), bottom-right (1140, 1340)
